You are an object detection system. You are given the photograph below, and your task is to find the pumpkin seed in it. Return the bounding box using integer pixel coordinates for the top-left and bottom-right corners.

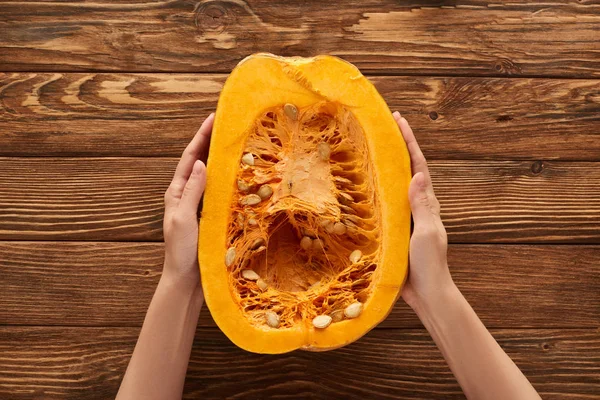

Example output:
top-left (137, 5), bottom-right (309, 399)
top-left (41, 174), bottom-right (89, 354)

top-left (257, 278), bottom-right (268, 291)
top-left (302, 229), bottom-right (316, 238)
top-left (256, 245), bottom-right (267, 253)
top-left (349, 249), bottom-right (362, 264)
top-left (241, 269), bottom-right (260, 281)
top-left (284, 103), bottom-right (298, 120)
top-left (312, 238), bottom-right (324, 251)
top-left (330, 309), bottom-right (344, 322)
top-left (300, 236), bottom-right (313, 250)
top-left (332, 222), bottom-right (347, 235)
top-left (334, 176), bottom-right (353, 185)
top-left (344, 302), bottom-right (363, 319)
top-left (343, 219), bottom-right (358, 229)
top-left (265, 310), bottom-right (280, 328)
top-left (241, 153), bottom-right (255, 166)
top-left (251, 237), bottom-right (265, 250)
top-left (225, 247), bottom-right (236, 267)
top-left (344, 214), bottom-right (360, 223)
top-left (324, 221), bottom-right (335, 234)
top-left (319, 218), bottom-right (332, 228)
top-left (237, 179), bottom-right (250, 192)
top-left (248, 218), bottom-right (258, 226)
top-left (340, 205), bottom-right (357, 215)
top-left (236, 213), bottom-right (245, 226)
top-left (312, 314), bottom-right (332, 329)
top-left (317, 142), bottom-right (331, 161)
top-left (338, 192), bottom-right (354, 205)
top-left (239, 194), bottom-right (262, 206)
top-left (257, 184), bottom-right (273, 200)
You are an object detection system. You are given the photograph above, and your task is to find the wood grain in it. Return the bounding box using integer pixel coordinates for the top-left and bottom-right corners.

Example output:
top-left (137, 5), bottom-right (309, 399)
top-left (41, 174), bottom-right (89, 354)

top-left (0, 158), bottom-right (172, 241)
top-left (1, 1), bottom-right (597, 400)
top-left (0, 242), bottom-right (163, 326)
top-left (1, 73), bottom-right (599, 159)
top-left (0, 1), bottom-right (598, 77)
top-left (433, 160), bottom-right (600, 243)
top-left (0, 158), bottom-right (599, 242)
top-left (0, 73), bottom-right (224, 157)
top-left (1, 242), bottom-right (598, 329)
top-left (0, 326), bottom-right (598, 399)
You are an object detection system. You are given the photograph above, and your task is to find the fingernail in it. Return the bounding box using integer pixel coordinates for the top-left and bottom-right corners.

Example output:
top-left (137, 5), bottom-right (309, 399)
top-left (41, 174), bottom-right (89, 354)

top-left (192, 159), bottom-right (204, 174)
top-left (392, 111), bottom-right (401, 119)
top-left (400, 117), bottom-right (408, 124)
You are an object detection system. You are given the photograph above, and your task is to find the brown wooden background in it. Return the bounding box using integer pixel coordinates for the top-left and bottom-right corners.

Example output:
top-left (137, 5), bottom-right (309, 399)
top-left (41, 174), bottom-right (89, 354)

top-left (1, 1), bottom-right (599, 399)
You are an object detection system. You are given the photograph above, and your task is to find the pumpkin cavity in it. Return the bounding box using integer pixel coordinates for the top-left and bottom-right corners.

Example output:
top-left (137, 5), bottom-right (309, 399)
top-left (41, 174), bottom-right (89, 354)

top-left (225, 102), bottom-right (380, 329)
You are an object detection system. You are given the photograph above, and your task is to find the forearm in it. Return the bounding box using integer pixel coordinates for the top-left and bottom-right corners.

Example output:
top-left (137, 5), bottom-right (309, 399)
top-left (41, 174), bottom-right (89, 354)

top-left (413, 283), bottom-right (540, 400)
top-left (117, 271), bottom-right (203, 400)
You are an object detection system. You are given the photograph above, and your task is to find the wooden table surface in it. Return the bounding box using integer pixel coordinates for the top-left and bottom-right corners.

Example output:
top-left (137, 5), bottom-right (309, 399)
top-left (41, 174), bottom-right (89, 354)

top-left (1, 1), bottom-right (599, 399)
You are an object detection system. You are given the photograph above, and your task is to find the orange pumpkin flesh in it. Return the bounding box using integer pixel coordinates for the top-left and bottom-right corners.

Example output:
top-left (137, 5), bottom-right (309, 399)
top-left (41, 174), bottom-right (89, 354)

top-left (199, 54), bottom-right (411, 354)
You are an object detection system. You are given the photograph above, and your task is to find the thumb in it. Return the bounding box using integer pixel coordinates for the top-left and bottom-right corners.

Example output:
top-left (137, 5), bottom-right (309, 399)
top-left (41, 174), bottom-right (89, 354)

top-left (408, 172), bottom-right (436, 227)
top-left (179, 160), bottom-right (207, 213)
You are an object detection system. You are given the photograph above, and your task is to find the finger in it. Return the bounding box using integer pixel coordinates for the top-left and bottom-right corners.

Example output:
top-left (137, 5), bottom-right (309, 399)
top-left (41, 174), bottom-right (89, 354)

top-left (393, 113), bottom-right (430, 179)
top-left (170, 113), bottom-right (214, 200)
top-left (408, 172), bottom-right (438, 227)
top-left (179, 160), bottom-right (207, 214)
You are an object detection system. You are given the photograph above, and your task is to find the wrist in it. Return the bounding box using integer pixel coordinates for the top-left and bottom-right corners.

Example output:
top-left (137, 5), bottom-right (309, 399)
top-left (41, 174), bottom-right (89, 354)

top-left (411, 280), bottom-right (461, 323)
top-left (160, 266), bottom-right (204, 303)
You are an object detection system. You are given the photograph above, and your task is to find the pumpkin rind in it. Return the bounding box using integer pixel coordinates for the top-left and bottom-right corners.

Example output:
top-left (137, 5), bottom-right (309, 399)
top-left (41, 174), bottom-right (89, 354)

top-left (199, 53), bottom-right (411, 354)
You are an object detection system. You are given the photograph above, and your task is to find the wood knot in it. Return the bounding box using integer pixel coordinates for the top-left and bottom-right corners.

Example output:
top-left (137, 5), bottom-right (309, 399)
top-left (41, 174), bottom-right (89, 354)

top-left (542, 343), bottom-right (550, 351)
top-left (493, 58), bottom-right (521, 75)
top-left (531, 161), bottom-right (544, 175)
top-left (195, 2), bottom-right (233, 34)
top-left (496, 115), bottom-right (513, 123)
top-left (428, 111), bottom-right (439, 121)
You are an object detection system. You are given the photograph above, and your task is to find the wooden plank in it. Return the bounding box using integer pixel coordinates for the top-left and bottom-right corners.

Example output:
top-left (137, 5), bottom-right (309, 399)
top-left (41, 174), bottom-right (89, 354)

top-left (1, 158), bottom-right (599, 242)
top-left (0, 1), bottom-right (598, 77)
top-left (0, 158), bottom-right (172, 241)
top-left (0, 326), bottom-right (597, 399)
top-left (0, 73), bottom-right (223, 157)
top-left (0, 242), bottom-right (163, 326)
top-left (1, 73), bottom-right (599, 159)
top-left (1, 242), bottom-right (598, 329)
top-left (434, 161), bottom-right (600, 243)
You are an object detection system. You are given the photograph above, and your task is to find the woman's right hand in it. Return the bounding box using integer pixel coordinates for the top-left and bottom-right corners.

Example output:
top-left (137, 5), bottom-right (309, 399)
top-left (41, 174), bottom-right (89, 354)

top-left (392, 112), bottom-right (455, 310)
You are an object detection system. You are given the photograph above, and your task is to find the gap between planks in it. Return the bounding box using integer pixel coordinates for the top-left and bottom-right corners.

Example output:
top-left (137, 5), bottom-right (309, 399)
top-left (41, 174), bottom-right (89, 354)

top-left (0, 323), bottom-right (595, 331)
top-left (3, 70), bottom-right (600, 80)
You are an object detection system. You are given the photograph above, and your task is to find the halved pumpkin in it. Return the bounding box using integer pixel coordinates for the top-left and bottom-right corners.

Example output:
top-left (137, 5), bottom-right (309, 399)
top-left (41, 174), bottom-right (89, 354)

top-left (199, 53), bottom-right (411, 354)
